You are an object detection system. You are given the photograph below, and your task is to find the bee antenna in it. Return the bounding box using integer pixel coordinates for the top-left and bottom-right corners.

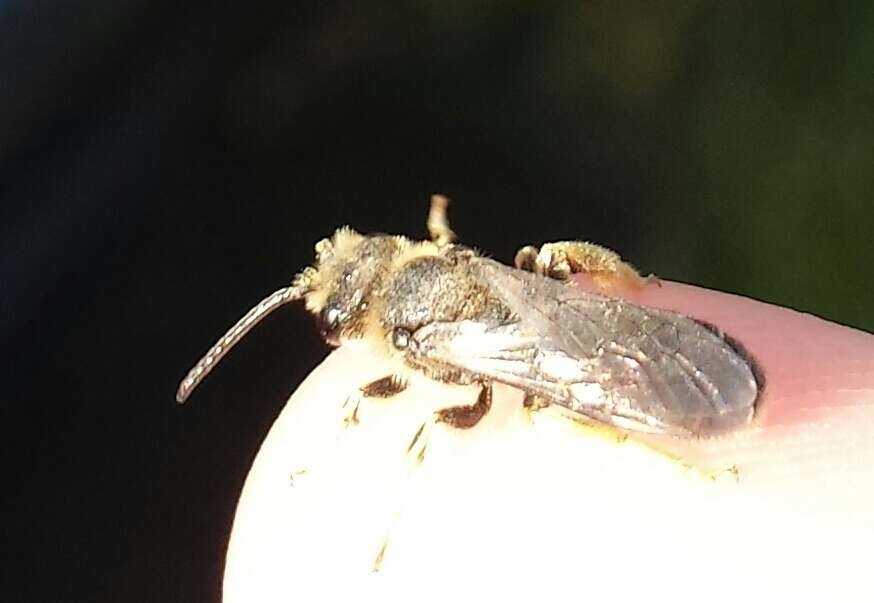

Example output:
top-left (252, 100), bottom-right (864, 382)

top-left (176, 285), bottom-right (305, 404)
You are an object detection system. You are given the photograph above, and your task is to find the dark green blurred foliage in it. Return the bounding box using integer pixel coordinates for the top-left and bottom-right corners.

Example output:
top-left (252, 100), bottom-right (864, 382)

top-left (679, 4), bottom-right (874, 329)
top-left (218, 2), bottom-right (872, 329)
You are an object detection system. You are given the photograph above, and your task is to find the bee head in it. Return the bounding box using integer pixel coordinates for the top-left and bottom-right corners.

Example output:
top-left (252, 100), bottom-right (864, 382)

top-left (176, 200), bottom-right (448, 403)
top-left (298, 227), bottom-right (402, 346)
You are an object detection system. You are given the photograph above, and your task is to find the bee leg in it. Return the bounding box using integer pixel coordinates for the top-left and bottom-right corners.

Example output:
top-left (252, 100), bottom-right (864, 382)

top-left (712, 464), bottom-right (741, 483)
top-left (342, 397), bottom-right (361, 426)
top-left (288, 468), bottom-right (308, 487)
top-left (693, 463), bottom-right (741, 484)
top-left (521, 392), bottom-right (550, 423)
top-left (343, 376), bottom-right (408, 427)
top-left (515, 241), bottom-right (652, 292)
top-left (377, 383), bottom-right (492, 572)
top-left (372, 538), bottom-right (390, 572)
top-left (436, 383), bottom-right (492, 429)
top-left (522, 392), bottom-right (550, 410)
top-left (359, 375), bottom-right (408, 398)
top-left (427, 194), bottom-right (456, 246)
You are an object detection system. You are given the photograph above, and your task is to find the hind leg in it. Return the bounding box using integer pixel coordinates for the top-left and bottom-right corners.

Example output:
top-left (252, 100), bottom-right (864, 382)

top-left (515, 241), bottom-right (652, 292)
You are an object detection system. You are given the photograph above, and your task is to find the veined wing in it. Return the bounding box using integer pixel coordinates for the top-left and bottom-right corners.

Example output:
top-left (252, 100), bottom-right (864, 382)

top-left (409, 258), bottom-right (760, 437)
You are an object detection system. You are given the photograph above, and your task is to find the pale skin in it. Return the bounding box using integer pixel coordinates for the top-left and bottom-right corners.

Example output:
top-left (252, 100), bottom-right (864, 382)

top-left (220, 276), bottom-right (874, 600)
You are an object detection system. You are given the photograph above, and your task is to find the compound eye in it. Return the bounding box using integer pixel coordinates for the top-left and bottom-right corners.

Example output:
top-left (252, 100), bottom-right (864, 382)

top-left (392, 327), bottom-right (411, 350)
top-left (319, 305), bottom-right (345, 346)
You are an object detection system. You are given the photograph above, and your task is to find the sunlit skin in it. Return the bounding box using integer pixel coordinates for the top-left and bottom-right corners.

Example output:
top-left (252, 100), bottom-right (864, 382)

top-left (222, 277), bottom-right (874, 600)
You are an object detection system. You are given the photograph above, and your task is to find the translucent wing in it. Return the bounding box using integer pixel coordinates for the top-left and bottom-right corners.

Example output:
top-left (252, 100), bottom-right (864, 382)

top-left (409, 258), bottom-right (760, 437)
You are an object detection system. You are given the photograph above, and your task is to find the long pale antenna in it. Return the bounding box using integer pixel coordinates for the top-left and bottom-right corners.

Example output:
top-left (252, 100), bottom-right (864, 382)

top-left (176, 285), bottom-right (305, 403)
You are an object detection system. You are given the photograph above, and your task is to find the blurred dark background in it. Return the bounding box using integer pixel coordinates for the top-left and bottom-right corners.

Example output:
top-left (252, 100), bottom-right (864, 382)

top-left (3, 2), bottom-right (871, 601)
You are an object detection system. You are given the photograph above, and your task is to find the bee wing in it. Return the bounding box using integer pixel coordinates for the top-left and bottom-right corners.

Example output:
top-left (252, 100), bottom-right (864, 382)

top-left (410, 258), bottom-right (759, 436)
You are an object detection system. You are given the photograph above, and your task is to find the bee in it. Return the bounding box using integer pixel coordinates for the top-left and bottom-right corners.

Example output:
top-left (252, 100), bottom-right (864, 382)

top-left (177, 196), bottom-right (760, 437)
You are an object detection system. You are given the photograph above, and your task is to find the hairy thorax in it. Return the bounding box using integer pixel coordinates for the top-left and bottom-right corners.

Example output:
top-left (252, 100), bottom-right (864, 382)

top-left (377, 249), bottom-right (510, 383)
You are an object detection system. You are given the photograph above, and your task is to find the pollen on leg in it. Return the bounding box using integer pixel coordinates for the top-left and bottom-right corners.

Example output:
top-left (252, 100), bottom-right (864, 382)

top-left (515, 240), bottom-right (648, 293)
top-left (588, 259), bottom-right (649, 294)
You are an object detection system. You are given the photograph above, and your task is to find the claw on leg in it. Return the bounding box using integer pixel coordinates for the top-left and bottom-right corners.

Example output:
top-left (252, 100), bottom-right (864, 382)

top-left (346, 375), bottom-right (407, 428)
top-left (372, 537), bottom-right (389, 572)
top-left (288, 468), bottom-right (308, 487)
top-left (707, 463), bottom-right (741, 483)
top-left (343, 398), bottom-right (361, 426)
top-left (405, 421), bottom-right (430, 464)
